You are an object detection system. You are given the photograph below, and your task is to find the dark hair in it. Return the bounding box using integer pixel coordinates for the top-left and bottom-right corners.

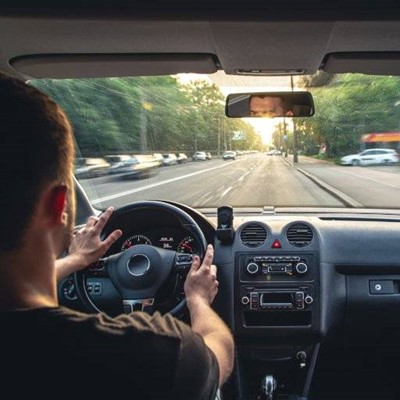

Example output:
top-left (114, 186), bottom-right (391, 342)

top-left (0, 73), bottom-right (74, 251)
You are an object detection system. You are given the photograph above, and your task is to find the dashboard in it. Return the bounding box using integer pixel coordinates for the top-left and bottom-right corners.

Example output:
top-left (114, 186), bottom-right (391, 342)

top-left (58, 202), bottom-right (400, 399)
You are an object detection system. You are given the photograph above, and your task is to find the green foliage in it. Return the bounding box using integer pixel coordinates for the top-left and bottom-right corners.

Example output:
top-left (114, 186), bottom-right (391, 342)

top-left (288, 73), bottom-right (400, 157)
top-left (31, 76), bottom-right (261, 156)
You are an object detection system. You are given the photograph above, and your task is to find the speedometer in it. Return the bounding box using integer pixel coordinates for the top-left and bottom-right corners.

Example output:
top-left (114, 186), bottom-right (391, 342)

top-left (121, 234), bottom-right (152, 251)
top-left (177, 236), bottom-right (198, 254)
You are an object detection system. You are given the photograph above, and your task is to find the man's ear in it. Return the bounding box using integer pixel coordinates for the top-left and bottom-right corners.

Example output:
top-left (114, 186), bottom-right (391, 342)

top-left (49, 184), bottom-right (68, 225)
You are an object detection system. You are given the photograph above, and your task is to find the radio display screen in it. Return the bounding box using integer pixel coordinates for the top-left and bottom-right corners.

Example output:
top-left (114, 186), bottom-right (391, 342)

top-left (261, 292), bottom-right (292, 304)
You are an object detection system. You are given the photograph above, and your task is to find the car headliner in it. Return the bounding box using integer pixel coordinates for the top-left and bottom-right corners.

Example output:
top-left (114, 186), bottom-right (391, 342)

top-left (2, 1), bottom-right (400, 81)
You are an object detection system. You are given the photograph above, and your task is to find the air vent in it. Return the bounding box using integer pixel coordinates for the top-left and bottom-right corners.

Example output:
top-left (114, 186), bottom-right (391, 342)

top-left (286, 223), bottom-right (313, 247)
top-left (240, 223), bottom-right (267, 247)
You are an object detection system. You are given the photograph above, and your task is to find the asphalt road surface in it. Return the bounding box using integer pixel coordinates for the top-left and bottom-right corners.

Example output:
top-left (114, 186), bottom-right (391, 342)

top-left (79, 154), bottom-right (345, 210)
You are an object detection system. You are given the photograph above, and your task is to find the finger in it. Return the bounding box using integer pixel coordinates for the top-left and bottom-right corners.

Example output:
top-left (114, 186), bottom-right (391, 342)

top-left (201, 244), bottom-right (214, 267)
top-left (94, 207), bottom-right (115, 232)
top-left (189, 255), bottom-right (202, 272)
top-left (210, 264), bottom-right (217, 275)
top-left (101, 229), bottom-right (123, 251)
top-left (86, 216), bottom-right (98, 227)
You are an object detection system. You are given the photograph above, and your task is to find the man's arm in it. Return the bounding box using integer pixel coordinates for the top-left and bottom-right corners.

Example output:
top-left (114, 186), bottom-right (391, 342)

top-left (184, 245), bottom-right (235, 387)
top-left (56, 207), bottom-right (122, 281)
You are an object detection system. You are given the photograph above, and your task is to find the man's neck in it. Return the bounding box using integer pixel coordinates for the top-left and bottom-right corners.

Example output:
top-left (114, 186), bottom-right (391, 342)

top-left (0, 243), bottom-right (58, 311)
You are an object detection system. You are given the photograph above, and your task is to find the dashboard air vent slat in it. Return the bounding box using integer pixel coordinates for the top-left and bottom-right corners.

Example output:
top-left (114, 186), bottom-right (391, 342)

top-left (286, 223), bottom-right (313, 247)
top-left (240, 223), bottom-right (267, 247)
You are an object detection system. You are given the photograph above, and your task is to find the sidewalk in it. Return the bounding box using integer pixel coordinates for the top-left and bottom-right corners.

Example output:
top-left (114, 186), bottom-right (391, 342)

top-left (282, 154), bottom-right (333, 167)
top-left (281, 154), bottom-right (362, 207)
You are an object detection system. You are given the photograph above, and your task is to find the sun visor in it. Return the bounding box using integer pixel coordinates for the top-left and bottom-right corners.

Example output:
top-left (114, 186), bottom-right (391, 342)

top-left (10, 54), bottom-right (218, 78)
top-left (323, 52), bottom-right (400, 75)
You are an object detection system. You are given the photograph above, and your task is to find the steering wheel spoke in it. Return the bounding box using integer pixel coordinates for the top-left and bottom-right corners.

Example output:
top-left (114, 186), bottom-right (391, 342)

top-left (123, 298), bottom-right (155, 314)
top-left (86, 257), bottom-right (111, 278)
top-left (174, 253), bottom-right (194, 271)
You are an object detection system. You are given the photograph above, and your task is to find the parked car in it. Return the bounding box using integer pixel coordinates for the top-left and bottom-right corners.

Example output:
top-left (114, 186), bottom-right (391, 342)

top-left (162, 153), bottom-right (178, 166)
top-left (266, 149), bottom-right (282, 156)
top-left (110, 154), bottom-right (160, 179)
top-left (222, 150), bottom-right (236, 160)
top-left (152, 153), bottom-right (164, 166)
top-left (340, 148), bottom-right (399, 166)
top-left (74, 157), bottom-right (110, 179)
top-left (205, 152), bottom-right (212, 160)
top-left (192, 151), bottom-right (207, 161)
top-left (176, 153), bottom-right (188, 163)
top-left (104, 154), bottom-right (132, 174)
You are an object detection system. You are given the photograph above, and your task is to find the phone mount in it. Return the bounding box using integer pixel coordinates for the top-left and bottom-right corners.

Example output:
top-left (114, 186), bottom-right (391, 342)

top-left (216, 205), bottom-right (235, 242)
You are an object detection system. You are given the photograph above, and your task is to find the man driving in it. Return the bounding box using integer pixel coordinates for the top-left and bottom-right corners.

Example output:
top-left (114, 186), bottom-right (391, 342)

top-left (0, 73), bottom-right (234, 399)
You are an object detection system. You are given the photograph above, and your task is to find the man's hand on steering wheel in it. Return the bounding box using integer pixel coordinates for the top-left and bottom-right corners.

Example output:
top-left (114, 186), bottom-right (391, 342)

top-left (56, 207), bottom-right (122, 282)
top-left (69, 207), bottom-right (123, 268)
top-left (184, 245), bottom-right (218, 308)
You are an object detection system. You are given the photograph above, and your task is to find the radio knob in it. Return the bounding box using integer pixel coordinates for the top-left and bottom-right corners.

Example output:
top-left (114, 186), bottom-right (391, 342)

top-left (305, 295), bottom-right (314, 305)
top-left (246, 263), bottom-right (259, 275)
top-left (295, 262), bottom-right (308, 274)
top-left (241, 296), bottom-right (250, 305)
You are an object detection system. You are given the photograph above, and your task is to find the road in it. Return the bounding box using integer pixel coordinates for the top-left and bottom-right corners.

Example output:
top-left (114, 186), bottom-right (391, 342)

top-left (79, 154), bottom-right (344, 209)
top-left (78, 154), bottom-right (400, 210)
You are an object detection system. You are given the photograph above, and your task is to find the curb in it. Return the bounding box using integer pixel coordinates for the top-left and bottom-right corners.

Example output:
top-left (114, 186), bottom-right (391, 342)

top-left (280, 157), bottom-right (362, 208)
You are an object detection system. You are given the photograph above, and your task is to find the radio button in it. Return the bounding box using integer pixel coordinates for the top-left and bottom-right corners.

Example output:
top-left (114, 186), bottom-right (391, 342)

top-left (305, 295), bottom-right (314, 305)
top-left (250, 292), bottom-right (259, 309)
top-left (241, 296), bottom-right (250, 305)
top-left (295, 262), bottom-right (308, 274)
top-left (246, 263), bottom-right (260, 275)
top-left (295, 291), bottom-right (305, 309)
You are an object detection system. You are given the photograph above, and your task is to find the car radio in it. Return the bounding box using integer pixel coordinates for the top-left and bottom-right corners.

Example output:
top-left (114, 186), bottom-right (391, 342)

top-left (239, 254), bottom-right (315, 282)
top-left (240, 288), bottom-right (314, 310)
top-left (236, 253), bottom-right (318, 330)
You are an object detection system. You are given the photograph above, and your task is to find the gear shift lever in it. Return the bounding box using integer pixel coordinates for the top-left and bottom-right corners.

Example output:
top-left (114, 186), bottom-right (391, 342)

top-left (261, 375), bottom-right (277, 400)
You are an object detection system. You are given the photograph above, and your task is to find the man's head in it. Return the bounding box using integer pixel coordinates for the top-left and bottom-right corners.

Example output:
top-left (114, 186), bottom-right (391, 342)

top-left (249, 95), bottom-right (292, 118)
top-left (0, 73), bottom-right (75, 254)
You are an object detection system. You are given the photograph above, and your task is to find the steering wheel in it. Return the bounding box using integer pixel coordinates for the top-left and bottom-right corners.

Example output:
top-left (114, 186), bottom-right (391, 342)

top-left (74, 201), bottom-right (207, 316)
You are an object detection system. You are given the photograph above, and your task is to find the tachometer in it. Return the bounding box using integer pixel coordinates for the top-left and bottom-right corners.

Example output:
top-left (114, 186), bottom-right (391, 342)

top-left (177, 236), bottom-right (198, 254)
top-left (121, 234), bottom-right (152, 251)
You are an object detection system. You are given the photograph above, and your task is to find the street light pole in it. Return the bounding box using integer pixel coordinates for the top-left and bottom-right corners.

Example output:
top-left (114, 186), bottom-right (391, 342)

top-left (216, 115), bottom-right (221, 157)
top-left (291, 76), bottom-right (298, 163)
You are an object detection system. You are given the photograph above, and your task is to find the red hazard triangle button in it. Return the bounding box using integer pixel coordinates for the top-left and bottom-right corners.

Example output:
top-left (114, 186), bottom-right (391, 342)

top-left (272, 239), bottom-right (282, 249)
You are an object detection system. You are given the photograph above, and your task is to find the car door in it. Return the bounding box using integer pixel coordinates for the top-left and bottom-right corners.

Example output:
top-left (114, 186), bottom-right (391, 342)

top-left (359, 149), bottom-right (376, 165)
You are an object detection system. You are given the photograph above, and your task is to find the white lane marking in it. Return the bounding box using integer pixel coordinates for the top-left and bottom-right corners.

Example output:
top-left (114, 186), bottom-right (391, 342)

top-left (91, 161), bottom-right (239, 204)
top-left (238, 171), bottom-right (251, 182)
top-left (221, 187), bottom-right (233, 196)
top-left (198, 196), bottom-right (214, 206)
top-left (198, 191), bottom-right (213, 201)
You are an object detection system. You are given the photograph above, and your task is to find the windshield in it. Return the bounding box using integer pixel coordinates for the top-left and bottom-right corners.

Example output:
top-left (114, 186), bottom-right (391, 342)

top-left (31, 71), bottom-right (400, 211)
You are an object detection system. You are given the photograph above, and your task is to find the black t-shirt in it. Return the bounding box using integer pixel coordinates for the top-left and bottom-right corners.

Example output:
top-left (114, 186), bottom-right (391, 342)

top-left (0, 306), bottom-right (219, 399)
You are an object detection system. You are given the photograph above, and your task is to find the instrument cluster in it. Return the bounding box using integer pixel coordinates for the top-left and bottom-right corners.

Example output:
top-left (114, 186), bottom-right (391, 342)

top-left (120, 227), bottom-right (199, 255)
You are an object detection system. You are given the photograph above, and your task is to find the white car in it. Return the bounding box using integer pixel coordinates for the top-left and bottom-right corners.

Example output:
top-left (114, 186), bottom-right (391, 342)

top-left (192, 151), bottom-right (207, 161)
top-left (162, 153), bottom-right (178, 166)
top-left (340, 148), bottom-right (399, 166)
top-left (222, 151), bottom-right (236, 160)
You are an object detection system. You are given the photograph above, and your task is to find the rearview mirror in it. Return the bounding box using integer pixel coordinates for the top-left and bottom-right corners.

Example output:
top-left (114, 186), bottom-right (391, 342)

top-left (225, 91), bottom-right (315, 118)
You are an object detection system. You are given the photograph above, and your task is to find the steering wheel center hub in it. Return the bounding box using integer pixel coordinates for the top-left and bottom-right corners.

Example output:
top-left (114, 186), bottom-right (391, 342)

top-left (127, 254), bottom-right (150, 276)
